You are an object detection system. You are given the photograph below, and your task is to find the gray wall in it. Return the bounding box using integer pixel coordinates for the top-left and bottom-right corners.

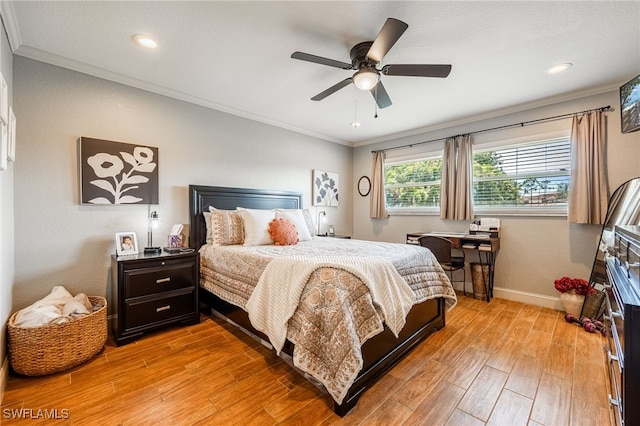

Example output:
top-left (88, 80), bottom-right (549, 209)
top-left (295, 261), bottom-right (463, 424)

top-left (0, 11), bottom-right (14, 393)
top-left (12, 56), bottom-right (353, 311)
top-left (353, 90), bottom-right (640, 308)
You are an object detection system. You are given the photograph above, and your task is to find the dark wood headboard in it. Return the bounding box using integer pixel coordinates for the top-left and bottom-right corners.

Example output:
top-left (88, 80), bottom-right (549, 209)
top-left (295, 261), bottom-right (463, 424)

top-left (188, 185), bottom-right (303, 248)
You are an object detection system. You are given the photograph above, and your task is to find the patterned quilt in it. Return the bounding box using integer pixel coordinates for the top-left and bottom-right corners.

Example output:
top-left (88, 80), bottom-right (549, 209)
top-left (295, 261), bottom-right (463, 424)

top-left (199, 238), bottom-right (456, 403)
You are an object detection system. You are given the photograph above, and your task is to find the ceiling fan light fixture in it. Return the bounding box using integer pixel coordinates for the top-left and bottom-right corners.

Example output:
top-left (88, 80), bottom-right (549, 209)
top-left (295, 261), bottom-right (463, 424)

top-left (353, 69), bottom-right (380, 91)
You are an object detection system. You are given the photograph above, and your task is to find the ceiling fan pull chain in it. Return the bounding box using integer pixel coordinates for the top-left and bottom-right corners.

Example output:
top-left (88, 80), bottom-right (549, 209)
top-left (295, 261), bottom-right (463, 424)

top-left (374, 85), bottom-right (379, 118)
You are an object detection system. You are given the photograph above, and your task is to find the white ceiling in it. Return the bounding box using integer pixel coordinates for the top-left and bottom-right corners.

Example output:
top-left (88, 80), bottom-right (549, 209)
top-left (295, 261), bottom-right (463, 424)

top-left (3, 1), bottom-right (639, 146)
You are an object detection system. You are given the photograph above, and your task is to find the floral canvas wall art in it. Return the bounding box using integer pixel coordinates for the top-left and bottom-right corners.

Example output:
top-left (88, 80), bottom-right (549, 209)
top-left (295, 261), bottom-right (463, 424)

top-left (80, 137), bottom-right (159, 205)
top-left (313, 169), bottom-right (339, 206)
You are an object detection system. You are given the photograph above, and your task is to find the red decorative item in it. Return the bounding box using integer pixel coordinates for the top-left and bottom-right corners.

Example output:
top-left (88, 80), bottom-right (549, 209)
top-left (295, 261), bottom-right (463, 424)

top-left (554, 276), bottom-right (594, 296)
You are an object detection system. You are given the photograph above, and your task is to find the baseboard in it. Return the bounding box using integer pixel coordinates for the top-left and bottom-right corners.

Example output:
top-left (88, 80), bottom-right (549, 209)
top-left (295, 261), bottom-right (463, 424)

top-left (492, 286), bottom-right (563, 311)
top-left (1, 356), bottom-right (8, 403)
top-left (455, 282), bottom-right (562, 311)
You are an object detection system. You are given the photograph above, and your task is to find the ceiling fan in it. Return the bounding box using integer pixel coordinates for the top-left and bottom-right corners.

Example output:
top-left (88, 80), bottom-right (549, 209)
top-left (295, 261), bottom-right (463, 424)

top-left (291, 18), bottom-right (452, 109)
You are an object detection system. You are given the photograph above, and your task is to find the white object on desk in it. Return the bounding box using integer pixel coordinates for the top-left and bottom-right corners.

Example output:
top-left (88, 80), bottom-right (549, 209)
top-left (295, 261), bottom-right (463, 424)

top-left (170, 224), bottom-right (183, 235)
top-left (429, 231), bottom-right (467, 237)
top-left (479, 218), bottom-right (501, 229)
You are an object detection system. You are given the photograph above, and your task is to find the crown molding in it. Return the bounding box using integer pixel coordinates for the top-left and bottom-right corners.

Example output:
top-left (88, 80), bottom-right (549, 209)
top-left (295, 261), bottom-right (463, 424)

top-left (0, 0), bottom-right (22, 52)
top-left (13, 44), bottom-right (350, 147)
top-left (352, 84), bottom-right (619, 148)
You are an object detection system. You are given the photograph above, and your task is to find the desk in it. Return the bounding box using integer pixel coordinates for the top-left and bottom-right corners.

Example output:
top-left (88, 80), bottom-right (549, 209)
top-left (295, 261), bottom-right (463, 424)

top-left (407, 232), bottom-right (500, 302)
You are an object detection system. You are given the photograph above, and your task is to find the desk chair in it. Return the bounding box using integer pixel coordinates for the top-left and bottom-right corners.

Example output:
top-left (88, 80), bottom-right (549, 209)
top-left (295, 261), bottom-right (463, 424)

top-left (418, 235), bottom-right (467, 295)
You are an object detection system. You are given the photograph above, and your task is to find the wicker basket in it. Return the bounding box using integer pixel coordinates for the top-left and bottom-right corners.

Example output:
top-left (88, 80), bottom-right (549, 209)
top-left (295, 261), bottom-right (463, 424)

top-left (470, 263), bottom-right (489, 300)
top-left (7, 296), bottom-right (107, 376)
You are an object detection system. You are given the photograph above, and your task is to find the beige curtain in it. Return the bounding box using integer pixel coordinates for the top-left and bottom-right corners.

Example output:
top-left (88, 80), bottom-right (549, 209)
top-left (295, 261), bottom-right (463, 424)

top-left (440, 135), bottom-right (474, 220)
top-left (370, 151), bottom-right (388, 219)
top-left (568, 111), bottom-right (608, 224)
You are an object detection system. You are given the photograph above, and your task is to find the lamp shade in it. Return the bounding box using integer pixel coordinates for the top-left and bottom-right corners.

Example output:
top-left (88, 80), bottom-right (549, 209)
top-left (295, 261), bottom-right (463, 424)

top-left (353, 69), bottom-right (380, 91)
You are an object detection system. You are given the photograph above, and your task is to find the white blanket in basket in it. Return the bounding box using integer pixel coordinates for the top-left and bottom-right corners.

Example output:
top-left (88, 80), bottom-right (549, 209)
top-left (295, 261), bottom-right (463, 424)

top-left (13, 286), bottom-right (93, 327)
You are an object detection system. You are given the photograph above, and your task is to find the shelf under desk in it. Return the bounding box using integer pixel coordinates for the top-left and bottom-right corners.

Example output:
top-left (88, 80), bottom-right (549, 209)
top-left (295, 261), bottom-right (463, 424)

top-left (407, 232), bottom-right (500, 301)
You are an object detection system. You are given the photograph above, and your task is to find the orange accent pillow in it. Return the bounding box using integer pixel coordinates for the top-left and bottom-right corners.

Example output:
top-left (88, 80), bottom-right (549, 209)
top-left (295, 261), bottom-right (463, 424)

top-left (268, 218), bottom-right (299, 246)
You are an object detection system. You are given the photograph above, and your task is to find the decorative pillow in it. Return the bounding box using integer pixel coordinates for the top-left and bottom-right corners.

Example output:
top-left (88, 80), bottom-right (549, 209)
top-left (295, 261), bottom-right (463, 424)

top-left (237, 207), bottom-right (276, 246)
top-left (208, 207), bottom-right (244, 246)
top-left (301, 209), bottom-right (316, 236)
top-left (275, 210), bottom-right (312, 241)
top-left (203, 211), bottom-right (213, 244)
top-left (268, 218), bottom-right (299, 246)
top-left (277, 209), bottom-right (316, 237)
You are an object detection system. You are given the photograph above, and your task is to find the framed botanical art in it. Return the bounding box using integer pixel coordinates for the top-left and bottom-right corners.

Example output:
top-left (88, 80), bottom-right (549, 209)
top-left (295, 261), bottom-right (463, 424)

top-left (115, 231), bottom-right (138, 256)
top-left (0, 123), bottom-right (7, 171)
top-left (0, 73), bottom-right (7, 125)
top-left (79, 137), bottom-right (159, 205)
top-left (313, 169), bottom-right (339, 207)
top-left (8, 106), bottom-right (15, 161)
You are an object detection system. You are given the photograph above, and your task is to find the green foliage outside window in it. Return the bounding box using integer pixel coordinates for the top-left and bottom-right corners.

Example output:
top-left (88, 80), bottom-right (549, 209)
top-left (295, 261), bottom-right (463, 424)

top-left (385, 158), bottom-right (442, 208)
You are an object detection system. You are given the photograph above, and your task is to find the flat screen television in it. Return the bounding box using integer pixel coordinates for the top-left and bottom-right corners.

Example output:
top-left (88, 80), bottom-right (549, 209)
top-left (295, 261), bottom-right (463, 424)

top-left (620, 74), bottom-right (640, 134)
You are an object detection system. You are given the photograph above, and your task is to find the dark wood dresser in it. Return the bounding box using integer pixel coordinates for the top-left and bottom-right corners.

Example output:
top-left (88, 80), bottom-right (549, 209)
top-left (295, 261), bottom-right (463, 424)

top-left (111, 250), bottom-right (200, 345)
top-left (604, 225), bottom-right (640, 425)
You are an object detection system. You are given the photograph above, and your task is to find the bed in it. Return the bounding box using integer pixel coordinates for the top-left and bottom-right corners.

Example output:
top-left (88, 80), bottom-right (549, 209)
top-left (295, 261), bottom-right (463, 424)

top-left (189, 184), bottom-right (456, 416)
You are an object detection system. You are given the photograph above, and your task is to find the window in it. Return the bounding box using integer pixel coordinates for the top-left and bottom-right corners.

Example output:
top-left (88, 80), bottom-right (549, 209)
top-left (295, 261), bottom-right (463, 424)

top-left (473, 137), bottom-right (571, 215)
top-left (385, 155), bottom-right (442, 213)
top-left (383, 135), bottom-right (571, 215)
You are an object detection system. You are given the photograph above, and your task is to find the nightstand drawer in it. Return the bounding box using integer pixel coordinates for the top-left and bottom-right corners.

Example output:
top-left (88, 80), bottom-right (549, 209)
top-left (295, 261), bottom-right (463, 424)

top-left (124, 290), bottom-right (196, 329)
top-left (124, 262), bottom-right (195, 299)
top-left (111, 251), bottom-right (200, 345)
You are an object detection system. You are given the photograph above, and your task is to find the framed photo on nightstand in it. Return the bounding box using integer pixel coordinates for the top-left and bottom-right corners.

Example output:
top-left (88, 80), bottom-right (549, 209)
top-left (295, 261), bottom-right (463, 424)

top-left (115, 232), bottom-right (138, 256)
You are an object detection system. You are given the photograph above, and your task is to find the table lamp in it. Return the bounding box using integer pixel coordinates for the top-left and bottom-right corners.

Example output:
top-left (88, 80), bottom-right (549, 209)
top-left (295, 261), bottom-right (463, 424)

top-left (144, 210), bottom-right (161, 253)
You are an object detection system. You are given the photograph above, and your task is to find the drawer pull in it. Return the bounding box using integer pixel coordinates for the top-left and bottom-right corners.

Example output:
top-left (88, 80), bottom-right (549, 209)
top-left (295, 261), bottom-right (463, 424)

top-left (608, 394), bottom-right (619, 406)
top-left (156, 305), bottom-right (171, 312)
top-left (156, 277), bottom-right (171, 284)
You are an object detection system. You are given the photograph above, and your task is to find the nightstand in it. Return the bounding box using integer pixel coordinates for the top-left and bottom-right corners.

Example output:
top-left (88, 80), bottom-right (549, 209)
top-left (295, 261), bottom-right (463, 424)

top-left (318, 234), bottom-right (351, 239)
top-left (110, 250), bottom-right (200, 346)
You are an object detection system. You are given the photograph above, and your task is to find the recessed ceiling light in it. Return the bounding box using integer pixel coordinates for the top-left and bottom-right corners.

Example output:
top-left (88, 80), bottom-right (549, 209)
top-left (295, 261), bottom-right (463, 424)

top-left (132, 34), bottom-right (157, 49)
top-left (350, 121), bottom-right (361, 128)
top-left (545, 63), bottom-right (572, 75)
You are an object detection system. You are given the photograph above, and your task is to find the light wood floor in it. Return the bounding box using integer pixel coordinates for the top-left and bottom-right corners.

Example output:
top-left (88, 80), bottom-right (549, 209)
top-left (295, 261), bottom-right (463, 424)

top-left (2, 294), bottom-right (613, 425)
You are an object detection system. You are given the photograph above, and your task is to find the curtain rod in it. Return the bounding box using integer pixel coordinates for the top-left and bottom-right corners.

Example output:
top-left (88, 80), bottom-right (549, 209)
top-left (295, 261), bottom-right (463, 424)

top-left (372, 105), bottom-right (612, 154)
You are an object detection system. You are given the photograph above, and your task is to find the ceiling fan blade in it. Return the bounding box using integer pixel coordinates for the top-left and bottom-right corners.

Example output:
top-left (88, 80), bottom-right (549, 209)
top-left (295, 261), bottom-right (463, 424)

top-left (370, 81), bottom-right (392, 109)
top-left (291, 51), bottom-right (353, 70)
top-left (366, 18), bottom-right (409, 63)
top-left (311, 78), bottom-right (353, 101)
top-left (382, 64), bottom-right (452, 78)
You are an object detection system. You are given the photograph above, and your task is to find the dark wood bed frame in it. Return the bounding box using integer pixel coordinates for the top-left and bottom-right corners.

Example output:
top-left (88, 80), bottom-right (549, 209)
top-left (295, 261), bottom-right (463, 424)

top-left (189, 184), bottom-right (446, 416)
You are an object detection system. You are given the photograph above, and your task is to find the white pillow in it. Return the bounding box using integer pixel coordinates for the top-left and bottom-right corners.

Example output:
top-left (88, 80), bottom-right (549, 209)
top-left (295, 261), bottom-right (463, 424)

top-left (237, 207), bottom-right (276, 246)
top-left (277, 208), bottom-right (316, 237)
top-left (276, 210), bottom-right (312, 241)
